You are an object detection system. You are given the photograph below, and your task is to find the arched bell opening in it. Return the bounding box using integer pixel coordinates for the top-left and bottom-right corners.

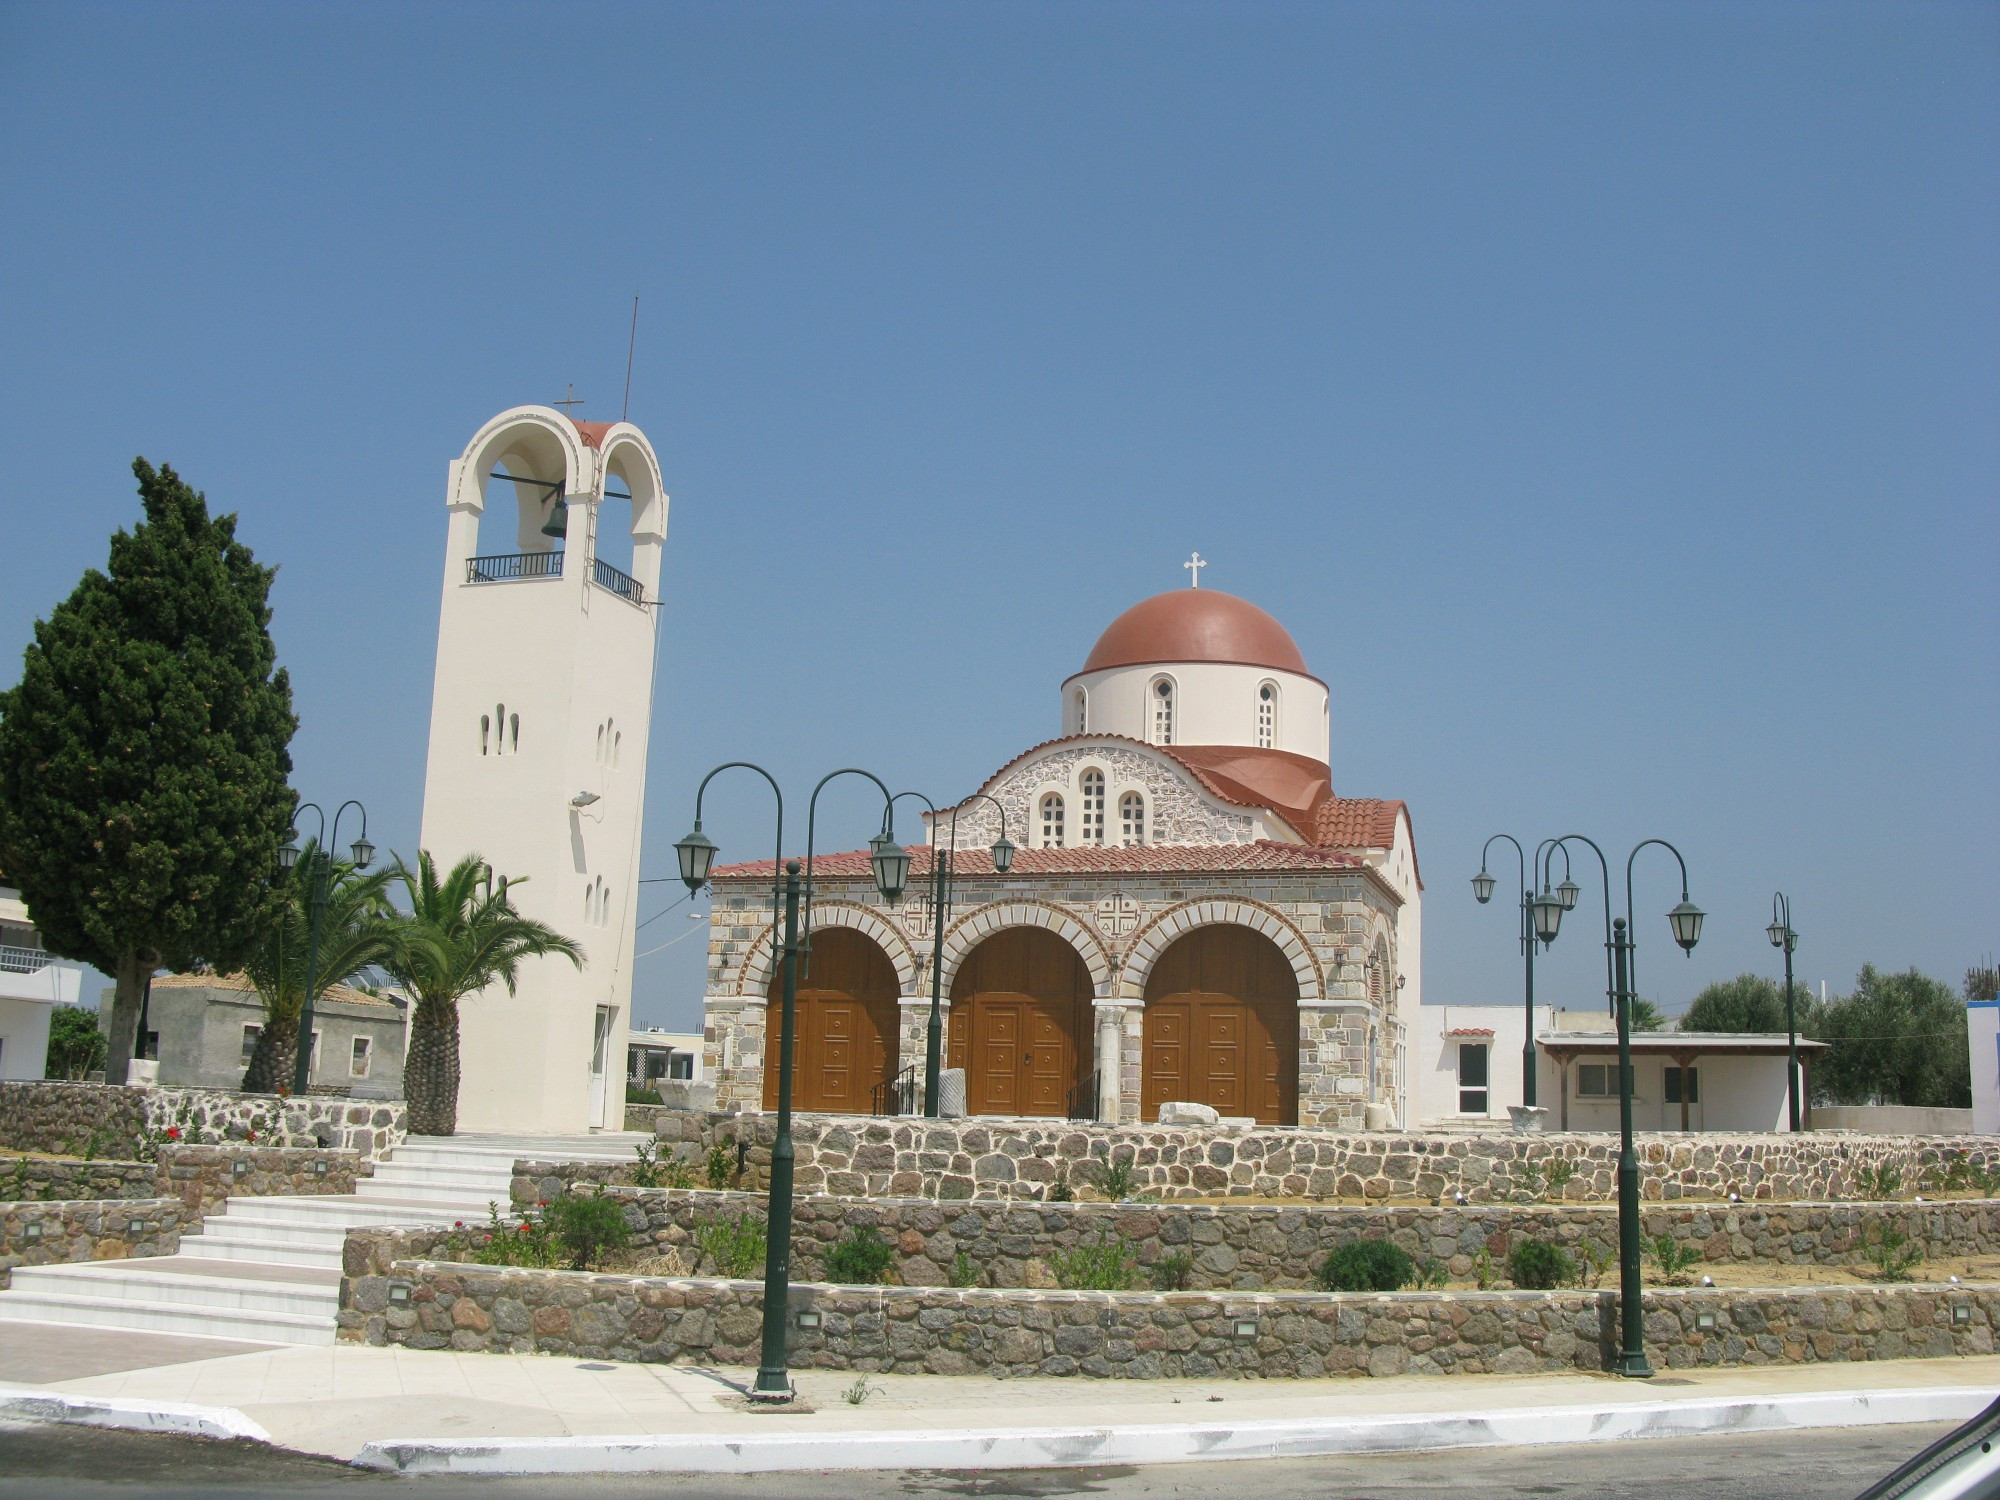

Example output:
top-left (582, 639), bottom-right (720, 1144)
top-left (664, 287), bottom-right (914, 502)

top-left (947, 927), bottom-right (1093, 1118)
top-left (1141, 924), bottom-right (1299, 1126)
top-left (597, 432), bottom-right (666, 602)
top-left (764, 926), bottom-right (899, 1115)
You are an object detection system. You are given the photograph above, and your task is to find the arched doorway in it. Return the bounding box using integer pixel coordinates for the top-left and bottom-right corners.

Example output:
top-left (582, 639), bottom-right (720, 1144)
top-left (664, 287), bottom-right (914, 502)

top-left (948, 928), bottom-right (1092, 1117)
top-left (1141, 925), bottom-right (1299, 1125)
top-left (765, 927), bottom-right (899, 1114)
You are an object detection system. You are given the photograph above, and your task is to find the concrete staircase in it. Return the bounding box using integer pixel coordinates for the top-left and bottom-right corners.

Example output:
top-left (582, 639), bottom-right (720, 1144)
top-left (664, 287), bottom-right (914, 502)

top-left (0, 1131), bottom-right (650, 1346)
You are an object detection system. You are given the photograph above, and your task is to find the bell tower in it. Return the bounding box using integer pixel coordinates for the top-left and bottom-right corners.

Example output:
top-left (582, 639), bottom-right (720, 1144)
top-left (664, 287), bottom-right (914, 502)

top-left (417, 405), bottom-right (668, 1134)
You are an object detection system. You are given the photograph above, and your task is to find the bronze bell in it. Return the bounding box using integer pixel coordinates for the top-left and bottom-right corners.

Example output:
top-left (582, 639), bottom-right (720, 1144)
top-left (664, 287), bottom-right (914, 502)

top-left (539, 494), bottom-right (568, 540)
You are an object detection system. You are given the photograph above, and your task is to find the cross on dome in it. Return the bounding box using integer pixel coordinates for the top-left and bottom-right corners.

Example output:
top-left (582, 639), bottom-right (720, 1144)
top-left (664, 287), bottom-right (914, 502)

top-left (1183, 551), bottom-right (1206, 588)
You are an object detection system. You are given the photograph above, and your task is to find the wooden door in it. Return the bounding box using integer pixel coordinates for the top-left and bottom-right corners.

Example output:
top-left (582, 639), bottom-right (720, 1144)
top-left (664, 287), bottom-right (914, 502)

top-left (764, 927), bottom-right (899, 1114)
top-left (1141, 925), bottom-right (1298, 1125)
top-left (948, 927), bottom-right (1091, 1117)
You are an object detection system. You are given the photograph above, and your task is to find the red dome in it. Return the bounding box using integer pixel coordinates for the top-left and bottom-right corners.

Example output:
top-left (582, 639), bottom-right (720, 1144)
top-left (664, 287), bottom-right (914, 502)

top-left (1080, 590), bottom-right (1310, 675)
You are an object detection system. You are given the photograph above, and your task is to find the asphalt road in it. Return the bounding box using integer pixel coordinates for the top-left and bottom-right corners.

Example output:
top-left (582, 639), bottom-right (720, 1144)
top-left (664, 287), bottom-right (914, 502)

top-left (0, 1419), bottom-right (1951, 1499)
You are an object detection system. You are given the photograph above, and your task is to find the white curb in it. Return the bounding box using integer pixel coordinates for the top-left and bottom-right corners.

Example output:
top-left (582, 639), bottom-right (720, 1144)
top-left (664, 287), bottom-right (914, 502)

top-left (0, 1386), bottom-right (271, 1445)
top-left (353, 1386), bottom-right (1995, 1475)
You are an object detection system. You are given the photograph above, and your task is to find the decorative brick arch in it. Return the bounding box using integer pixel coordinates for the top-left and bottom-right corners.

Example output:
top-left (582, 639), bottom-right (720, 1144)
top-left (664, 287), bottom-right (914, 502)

top-left (938, 899), bottom-right (1114, 996)
top-left (1117, 898), bottom-right (1323, 1004)
top-left (735, 900), bottom-right (920, 996)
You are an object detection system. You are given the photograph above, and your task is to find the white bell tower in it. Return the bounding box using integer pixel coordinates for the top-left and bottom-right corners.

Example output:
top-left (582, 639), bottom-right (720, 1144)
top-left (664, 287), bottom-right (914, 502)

top-left (417, 405), bottom-right (668, 1134)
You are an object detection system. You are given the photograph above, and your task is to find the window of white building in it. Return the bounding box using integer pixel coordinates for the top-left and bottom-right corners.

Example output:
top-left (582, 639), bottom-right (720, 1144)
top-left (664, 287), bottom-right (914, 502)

top-left (1665, 1065), bottom-right (1699, 1105)
top-left (1119, 791), bottom-right (1145, 846)
top-left (350, 1035), bottom-right (372, 1078)
top-left (1457, 1042), bottom-right (1489, 1114)
top-left (240, 1024), bottom-right (262, 1065)
top-left (1080, 769), bottom-right (1105, 845)
top-left (1257, 682), bottom-right (1277, 748)
top-left (1576, 1063), bottom-right (1615, 1097)
top-left (1039, 792), bottom-right (1066, 848)
top-left (1151, 678), bottom-right (1174, 744)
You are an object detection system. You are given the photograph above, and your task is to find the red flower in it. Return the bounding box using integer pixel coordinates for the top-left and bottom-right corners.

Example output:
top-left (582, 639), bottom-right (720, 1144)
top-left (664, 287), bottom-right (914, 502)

top-left (164, 1127), bottom-right (181, 1141)
top-left (246, 1130), bottom-right (258, 1142)
top-left (454, 1220), bottom-right (465, 1229)
top-left (517, 1223), bottom-right (531, 1234)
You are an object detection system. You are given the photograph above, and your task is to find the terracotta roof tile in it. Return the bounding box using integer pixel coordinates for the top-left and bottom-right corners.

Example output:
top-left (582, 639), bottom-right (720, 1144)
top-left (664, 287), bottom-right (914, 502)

top-left (151, 971), bottom-right (396, 1007)
top-left (712, 840), bottom-right (1367, 881)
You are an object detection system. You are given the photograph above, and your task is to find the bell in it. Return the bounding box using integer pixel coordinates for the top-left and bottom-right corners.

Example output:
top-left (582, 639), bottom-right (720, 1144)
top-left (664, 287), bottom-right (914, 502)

top-left (539, 496), bottom-right (568, 540)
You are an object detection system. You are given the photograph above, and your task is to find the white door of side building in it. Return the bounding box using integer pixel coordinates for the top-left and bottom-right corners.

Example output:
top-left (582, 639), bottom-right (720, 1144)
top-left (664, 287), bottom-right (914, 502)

top-left (589, 1006), bottom-right (613, 1129)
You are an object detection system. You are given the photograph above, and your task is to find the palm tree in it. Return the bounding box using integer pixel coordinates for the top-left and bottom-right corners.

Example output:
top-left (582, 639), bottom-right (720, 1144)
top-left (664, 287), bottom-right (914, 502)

top-left (384, 850), bottom-right (584, 1137)
top-left (242, 845), bottom-right (399, 1094)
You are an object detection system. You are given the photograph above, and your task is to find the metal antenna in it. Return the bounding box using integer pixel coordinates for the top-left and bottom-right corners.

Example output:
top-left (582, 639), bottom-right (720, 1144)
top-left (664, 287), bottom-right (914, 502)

top-left (622, 294), bottom-right (640, 423)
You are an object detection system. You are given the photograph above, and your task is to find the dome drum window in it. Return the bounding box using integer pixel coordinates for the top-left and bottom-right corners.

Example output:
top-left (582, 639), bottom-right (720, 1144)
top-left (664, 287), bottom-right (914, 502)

top-left (1151, 678), bottom-right (1175, 745)
top-left (1257, 682), bottom-right (1277, 748)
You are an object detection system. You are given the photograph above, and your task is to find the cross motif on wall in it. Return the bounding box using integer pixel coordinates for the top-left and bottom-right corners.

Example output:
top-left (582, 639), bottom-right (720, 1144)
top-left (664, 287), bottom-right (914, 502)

top-left (1095, 895), bottom-right (1140, 937)
top-left (1183, 551), bottom-right (1206, 588)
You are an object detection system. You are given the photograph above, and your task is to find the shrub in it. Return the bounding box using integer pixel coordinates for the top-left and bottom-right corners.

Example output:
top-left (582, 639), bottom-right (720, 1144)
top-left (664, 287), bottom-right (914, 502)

top-left (1544, 1159), bottom-right (1578, 1198)
top-left (1864, 1222), bottom-right (1925, 1282)
top-left (705, 1143), bottom-right (733, 1190)
top-left (824, 1226), bottom-right (896, 1285)
top-left (1506, 1239), bottom-right (1575, 1291)
top-left (696, 1213), bottom-right (767, 1278)
top-left (543, 1194), bottom-right (630, 1271)
top-left (1150, 1250), bottom-right (1194, 1292)
top-left (630, 1141), bottom-right (691, 1191)
top-left (1648, 1234), bottom-right (1702, 1286)
top-left (1101, 1157), bottom-right (1137, 1201)
top-left (1474, 1247), bottom-right (1497, 1290)
top-left (625, 1083), bottom-right (660, 1105)
top-left (1855, 1162), bottom-right (1904, 1200)
top-left (1049, 1231), bottom-right (1139, 1291)
top-left (949, 1250), bottom-right (981, 1288)
top-left (1317, 1238), bottom-right (1416, 1293)
top-left (1414, 1257), bottom-right (1450, 1291)
top-left (1048, 1175), bottom-right (1074, 1203)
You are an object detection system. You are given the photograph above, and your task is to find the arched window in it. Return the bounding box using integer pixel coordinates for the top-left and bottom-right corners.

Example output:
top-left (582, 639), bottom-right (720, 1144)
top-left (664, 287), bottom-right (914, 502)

top-left (510, 713), bottom-right (520, 753)
top-left (1039, 792), bottom-right (1066, 849)
top-left (1079, 769), bottom-right (1105, 845)
top-left (1257, 682), bottom-right (1277, 748)
top-left (1073, 689), bottom-right (1087, 734)
top-left (1119, 791), bottom-right (1145, 846)
top-left (1151, 678), bottom-right (1174, 745)
top-left (480, 715), bottom-right (491, 756)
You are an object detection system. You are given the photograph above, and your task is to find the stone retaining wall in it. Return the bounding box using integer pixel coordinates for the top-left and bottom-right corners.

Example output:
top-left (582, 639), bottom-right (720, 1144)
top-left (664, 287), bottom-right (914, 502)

top-left (154, 1144), bottom-right (364, 1214)
top-left (578, 1189), bottom-right (2000, 1291)
top-left (1, 1197), bottom-right (185, 1288)
top-left (0, 1158), bottom-right (162, 1202)
top-left (0, 1082), bottom-right (404, 1160)
top-left (639, 1112), bottom-right (2000, 1206)
top-left (341, 1251), bottom-right (2000, 1377)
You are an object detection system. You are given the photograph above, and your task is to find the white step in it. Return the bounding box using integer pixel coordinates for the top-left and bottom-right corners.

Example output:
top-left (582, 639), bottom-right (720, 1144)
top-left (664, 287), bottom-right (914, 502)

top-left (223, 1194), bottom-right (489, 1227)
top-left (0, 1288), bottom-right (334, 1345)
top-left (174, 1230), bottom-right (345, 1269)
top-left (353, 1181), bottom-right (510, 1212)
top-left (364, 1160), bottom-right (516, 1190)
top-left (7, 1262), bottom-right (337, 1316)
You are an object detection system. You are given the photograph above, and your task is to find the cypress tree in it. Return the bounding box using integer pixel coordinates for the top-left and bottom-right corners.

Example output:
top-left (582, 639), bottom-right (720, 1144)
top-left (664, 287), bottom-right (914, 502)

top-left (0, 459), bottom-right (297, 1082)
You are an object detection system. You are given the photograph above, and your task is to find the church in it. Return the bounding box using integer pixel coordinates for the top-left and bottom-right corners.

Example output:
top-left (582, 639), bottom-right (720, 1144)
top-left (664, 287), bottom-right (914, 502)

top-left (701, 581), bottom-right (1423, 1128)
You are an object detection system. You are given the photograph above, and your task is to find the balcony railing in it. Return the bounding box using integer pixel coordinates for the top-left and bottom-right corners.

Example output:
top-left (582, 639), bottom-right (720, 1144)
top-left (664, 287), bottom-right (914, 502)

top-left (592, 557), bottom-right (644, 605)
top-left (0, 945), bottom-right (52, 976)
top-left (467, 550), bottom-right (563, 584)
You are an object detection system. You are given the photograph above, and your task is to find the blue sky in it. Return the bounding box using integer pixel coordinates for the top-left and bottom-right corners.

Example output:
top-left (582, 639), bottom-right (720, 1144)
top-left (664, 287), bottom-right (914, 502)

top-left (2, 1), bottom-right (1993, 1031)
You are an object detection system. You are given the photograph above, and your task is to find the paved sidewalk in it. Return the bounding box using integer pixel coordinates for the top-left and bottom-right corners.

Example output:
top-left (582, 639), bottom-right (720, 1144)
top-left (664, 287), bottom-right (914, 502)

top-left (12, 1333), bottom-right (1997, 1469)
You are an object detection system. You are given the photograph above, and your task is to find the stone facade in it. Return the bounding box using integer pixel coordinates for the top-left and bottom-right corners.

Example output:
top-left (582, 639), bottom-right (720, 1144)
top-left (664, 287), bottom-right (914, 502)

top-left (340, 1244), bottom-right (1999, 1378)
top-left (0, 1082), bottom-right (405, 1160)
top-left (0, 1158), bottom-right (160, 1202)
top-left (1, 1197), bottom-right (184, 1288)
top-left (704, 869), bottom-right (1405, 1128)
top-left (153, 1144), bottom-right (365, 1214)
top-left (624, 1114), bottom-right (2000, 1206)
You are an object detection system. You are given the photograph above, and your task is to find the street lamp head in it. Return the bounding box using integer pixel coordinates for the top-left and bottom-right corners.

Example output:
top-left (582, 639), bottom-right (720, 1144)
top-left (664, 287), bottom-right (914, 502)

top-left (673, 824), bottom-right (718, 894)
top-left (870, 834), bottom-right (912, 905)
top-left (1766, 918), bottom-right (1787, 949)
top-left (1471, 870), bottom-right (1496, 905)
top-left (277, 839), bottom-right (301, 873)
top-left (349, 837), bottom-right (375, 870)
top-left (1557, 878), bottom-right (1581, 912)
top-left (1668, 899), bottom-right (1705, 953)
top-left (1530, 888), bottom-right (1565, 944)
top-left (990, 835), bottom-right (1016, 875)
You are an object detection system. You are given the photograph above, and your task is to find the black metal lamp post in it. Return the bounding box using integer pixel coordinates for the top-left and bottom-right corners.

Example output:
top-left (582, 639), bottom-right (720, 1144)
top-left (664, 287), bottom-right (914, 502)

top-left (1473, 837), bottom-right (1574, 1110)
top-left (891, 791), bottom-right (1015, 1119)
top-left (1768, 893), bottom-right (1800, 1132)
top-left (279, 800), bottom-right (373, 1098)
top-left (1535, 835), bottom-right (1703, 1379)
top-left (673, 764), bottom-right (905, 1401)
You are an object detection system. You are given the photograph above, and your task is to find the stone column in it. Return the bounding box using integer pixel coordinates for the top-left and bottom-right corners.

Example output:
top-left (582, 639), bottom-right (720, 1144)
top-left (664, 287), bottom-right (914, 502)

top-left (896, 994), bottom-right (939, 1115)
top-left (1093, 1003), bottom-right (1122, 1123)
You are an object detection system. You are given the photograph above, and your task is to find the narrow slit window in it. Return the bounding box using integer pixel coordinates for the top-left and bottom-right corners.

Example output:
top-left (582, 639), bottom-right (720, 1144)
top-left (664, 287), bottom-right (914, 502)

top-left (1039, 792), bottom-right (1066, 849)
top-left (1080, 769), bottom-right (1105, 845)
top-left (1119, 792), bottom-right (1145, 846)
top-left (495, 704), bottom-right (505, 754)
top-left (1074, 689), bottom-right (1087, 734)
top-left (1152, 679), bottom-right (1174, 744)
top-left (1257, 683), bottom-right (1276, 748)
top-left (510, 713), bottom-right (520, 753)
top-left (481, 715), bottom-right (491, 756)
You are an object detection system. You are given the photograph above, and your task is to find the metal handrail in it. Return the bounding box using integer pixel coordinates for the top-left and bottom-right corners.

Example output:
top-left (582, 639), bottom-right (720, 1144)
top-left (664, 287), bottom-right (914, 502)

top-left (1067, 1068), bottom-right (1100, 1123)
top-left (592, 557), bottom-right (644, 604)
top-left (0, 945), bottom-right (52, 975)
top-left (467, 551), bottom-right (562, 583)
top-left (872, 1063), bottom-right (920, 1117)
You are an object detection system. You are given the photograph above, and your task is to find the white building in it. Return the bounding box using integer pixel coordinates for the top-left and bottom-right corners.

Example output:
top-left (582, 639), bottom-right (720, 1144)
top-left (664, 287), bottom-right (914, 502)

top-left (0, 878), bottom-right (85, 1080)
top-left (627, 1027), bottom-right (704, 1088)
top-left (1416, 1003), bottom-right (1824, 1133)
top-left (1970, 1000), bottom-right (1999, 1134)
top-left (701, 583), bottom-right (1422, 1128)
top-left (417, 405), bottom-right (669, 1134)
